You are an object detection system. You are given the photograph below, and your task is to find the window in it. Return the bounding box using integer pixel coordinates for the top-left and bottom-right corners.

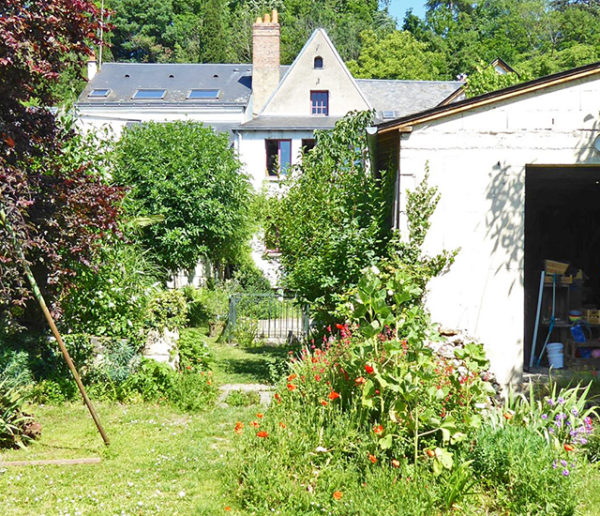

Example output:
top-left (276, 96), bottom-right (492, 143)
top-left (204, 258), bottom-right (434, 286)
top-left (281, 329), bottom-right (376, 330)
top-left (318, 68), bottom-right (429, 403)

top-left (314, 56), bottom-right (323, 69)
top-left (133, 89), bottom-right (166, 99)
top-left (89, 88), bottom-right (110, 97)
top-left (311, 90), bottom-right (328, 116)
top-left (188, 89), bottom-right (220, 99)
top-left (301, 139), bottom-right (316, 153)
top-left (266, 139), bottom-right (292, 176)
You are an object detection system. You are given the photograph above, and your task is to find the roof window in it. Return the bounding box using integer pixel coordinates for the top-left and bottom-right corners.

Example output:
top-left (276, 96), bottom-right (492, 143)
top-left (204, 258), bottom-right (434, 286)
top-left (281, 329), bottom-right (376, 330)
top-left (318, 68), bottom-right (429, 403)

top-left (133, 89), bottom-right (166, 99)
top-left (382, 110), bottom-right (396, 119)
top-left (188, 89), bottom-right (221, 99)
top-left (89, 88), bottom-right (110, 98)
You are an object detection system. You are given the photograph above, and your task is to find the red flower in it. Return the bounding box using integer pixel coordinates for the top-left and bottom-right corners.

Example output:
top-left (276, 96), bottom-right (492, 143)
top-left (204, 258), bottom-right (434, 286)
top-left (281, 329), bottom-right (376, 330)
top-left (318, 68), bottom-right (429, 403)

top-left (368, 454), bottom-right (377, 464)
top-left (328, 391), bottom-right (340, 400)
top-left (287, 383), bottom-right (296, 391)
top-left (355, 376), bottom-right (366, 386)
top-left (365, 364), bottom-right (374, 374)
top-left (279, 422), bottom-right (286, 429)
top-left (391, 459), bottom-right (400, 468)
top-left (274, 393), bottom-right (281, 403)
top-left (315, 374), bottom-right (321, 382)
top-left (373, 425), bottom-right (384, 435)
top-left (288, 374), bottom-right (297, 381)
top-left (335, 323), bottom-right (344, 330)
top-left (4, 136), bottom-right (15, 148)
top-left (332, 491), bottom-right (342, 500)
top-left (256, 431), bottom-right (268, 438)
top-left (234, 422), bottom-right (244, 434)
top-left (250, 421), bottom-right (260, 428)
top-left (256, 413), bottom-right (263, 419)
top-left (564, 443), bottom-right (575, 452)
top-left (426, 449), bottom-right (435, 458)
top-left (320, 400), bottom-right (328, 406)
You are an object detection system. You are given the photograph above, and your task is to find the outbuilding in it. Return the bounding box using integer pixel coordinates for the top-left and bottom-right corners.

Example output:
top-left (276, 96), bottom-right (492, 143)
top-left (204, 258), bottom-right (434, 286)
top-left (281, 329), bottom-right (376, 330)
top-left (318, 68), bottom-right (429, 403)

top-left (375, 62), bottom-right (600, 385)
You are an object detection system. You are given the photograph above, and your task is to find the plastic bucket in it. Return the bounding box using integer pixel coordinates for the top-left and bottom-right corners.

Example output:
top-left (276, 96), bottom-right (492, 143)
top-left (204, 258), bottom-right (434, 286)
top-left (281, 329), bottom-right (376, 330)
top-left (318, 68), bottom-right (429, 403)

top-left (547, 342), bottom-right (564, 369)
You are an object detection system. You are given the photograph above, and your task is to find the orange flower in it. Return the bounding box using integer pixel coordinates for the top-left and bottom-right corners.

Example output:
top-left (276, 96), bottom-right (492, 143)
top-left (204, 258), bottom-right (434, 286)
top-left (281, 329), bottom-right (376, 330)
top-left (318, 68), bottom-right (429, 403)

top-left (234, 421), bottom-right (244, 434)
top-left (335, 323), bottom-right (344, 330)
top-left (503, 412), bottom-right (513, 420)
top-left (288, 373), bottom-right (297, 381)
top-left (373, 424), bottom-right (384, 435)
top-left (365, 364), bottom-right (374, 374)
top-left (224, 506), bottom-right (231, 512)
top-left (320, 400), bottom-right (328, 406)
top-left (564, 443), bottom-right (575, 452)
top-left (368, 454), bottom-right (377, 464)
top-left (391, 459), bottom-right (400, 468)
top-left (250, 421), bottom-right (260, 428)
top-left (256, 413), bottom-right (263, 419)
top-left (355, 376), bottom-right (366, 385)
top-left (328, 391), bottom-right (340, 400)
top-left (426, 449), bottom-right (435, 458)
top-left (257, 431), bottom-right (268, 438)
top-left (279, 422), bottom-right (286, 429)
top-left (315, 374), bottom-right (321, 382)
top-left (287, 383), bottom-right (296, 391)
top-left (274, 393), bottom-right (281, 403)
top-left (332, 491), bottom-right (343, 500)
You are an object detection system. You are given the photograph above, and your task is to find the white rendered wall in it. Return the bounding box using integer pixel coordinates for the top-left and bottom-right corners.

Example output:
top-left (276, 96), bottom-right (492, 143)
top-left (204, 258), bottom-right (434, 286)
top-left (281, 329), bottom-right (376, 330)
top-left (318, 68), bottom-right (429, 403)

top-left (395, 76), bottom-right (600, 386)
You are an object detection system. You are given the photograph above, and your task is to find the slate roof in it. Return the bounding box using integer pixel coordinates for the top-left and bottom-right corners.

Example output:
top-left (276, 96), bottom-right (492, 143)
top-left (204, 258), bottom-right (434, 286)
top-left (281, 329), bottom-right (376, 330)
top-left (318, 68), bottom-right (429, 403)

top-left (239, 116), bottom-right (341, 131)
top-left (78, 63), bottom-right (288, 107)
top-left (356, 79), bottom-right (464, 120)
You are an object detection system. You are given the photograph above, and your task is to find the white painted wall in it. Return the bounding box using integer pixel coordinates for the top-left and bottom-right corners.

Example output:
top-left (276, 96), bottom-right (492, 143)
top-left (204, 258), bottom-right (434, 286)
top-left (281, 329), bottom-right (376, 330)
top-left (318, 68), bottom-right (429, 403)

top-left (395, 76), bottom-right (600, 386)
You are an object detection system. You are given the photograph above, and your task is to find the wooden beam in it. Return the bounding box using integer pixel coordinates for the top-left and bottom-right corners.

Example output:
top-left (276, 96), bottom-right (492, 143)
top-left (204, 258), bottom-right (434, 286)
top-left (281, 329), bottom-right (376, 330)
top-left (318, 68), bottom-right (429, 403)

top-left (1, 458), bottom-right (101, 467)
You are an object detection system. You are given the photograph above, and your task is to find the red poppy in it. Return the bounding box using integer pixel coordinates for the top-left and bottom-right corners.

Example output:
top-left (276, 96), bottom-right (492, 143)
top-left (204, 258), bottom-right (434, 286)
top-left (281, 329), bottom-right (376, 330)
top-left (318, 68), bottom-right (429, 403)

top-left (250, 421), bottom-right (260, 428)
top-left (234, 422), bottom-right (244, 434)
top-left (256, 431), bottom-right (268, 438)
top-left (332, 491), bottom-right (342, 500)
top-left (320, 400), bottom-right (328, 406)
top-left (564, 443), bottom-right (575, 452)
top-left (315, 374), bottom-right (321, 382)
top-left (256, 413), bottom-right (263, 419)
top-left (287, 383), bottom-right (296, 391)
top-left (391, 459), bottom-right (400, 468)
top-left (288, 374), bottom-right (297, 381)
top-left (328, 391), bottom-right (340, 400)
top-left (365, 364), bottom-right (374, 374)
top-left (279, 422), bottom-right (286, 429)
top-left (503, 412), bottom-right (513, 420)
top-left (274, 393), bottom-right (281, 403)
top-left (355, 376), bottom-right (366, 385)
top-left (368, 454), bottom-right (377, 464)
top-left (225, 506), bottom-right (232, 512)
top-left (373, 425), bottom-right (384, 435)
top-left (335, 323), bottom-right (344, 330)
top-left (426, 449), bottom-right (435, 458)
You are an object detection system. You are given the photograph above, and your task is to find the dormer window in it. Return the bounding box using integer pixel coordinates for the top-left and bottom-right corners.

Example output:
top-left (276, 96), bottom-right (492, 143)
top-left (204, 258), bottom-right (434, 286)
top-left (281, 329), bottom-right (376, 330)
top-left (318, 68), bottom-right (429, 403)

top-left (311, 90), bottom-right (329, 116)
top-left (314, 56), bottom-right (323, 69)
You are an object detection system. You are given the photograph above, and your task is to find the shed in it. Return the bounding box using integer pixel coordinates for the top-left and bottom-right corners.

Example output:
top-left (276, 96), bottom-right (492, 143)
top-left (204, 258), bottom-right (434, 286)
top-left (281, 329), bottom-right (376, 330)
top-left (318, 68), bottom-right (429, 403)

top-left (375, 61), bottom-right (600, 385)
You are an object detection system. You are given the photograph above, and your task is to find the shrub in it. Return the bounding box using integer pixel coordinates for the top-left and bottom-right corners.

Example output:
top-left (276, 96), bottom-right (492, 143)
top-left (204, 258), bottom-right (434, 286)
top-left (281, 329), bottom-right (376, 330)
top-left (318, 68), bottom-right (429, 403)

top-left (182, 287), bottom-right (228, 328)
top-left (171, 371), bottom-right (217, 412)
top-left (177, 328), bottom-right (213, 372)
top-left (145, 289), bottom-right (188, 332)
top-left (472, 425), bottom-right (577, 515)
top-left (0, 378), bottom-right (35, 448)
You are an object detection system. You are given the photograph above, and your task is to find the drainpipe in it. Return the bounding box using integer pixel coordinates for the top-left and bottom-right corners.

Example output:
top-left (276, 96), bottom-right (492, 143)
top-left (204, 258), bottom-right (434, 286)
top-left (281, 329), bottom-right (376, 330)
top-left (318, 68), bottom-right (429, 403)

top-left (366, 125), bottom-right (378, 178)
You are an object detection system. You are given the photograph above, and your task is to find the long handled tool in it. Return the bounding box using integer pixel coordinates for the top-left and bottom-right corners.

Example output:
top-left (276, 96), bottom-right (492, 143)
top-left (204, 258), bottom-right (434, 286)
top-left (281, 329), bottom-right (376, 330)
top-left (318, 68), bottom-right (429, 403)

top-left (0, 208), bottom-right (110, 446)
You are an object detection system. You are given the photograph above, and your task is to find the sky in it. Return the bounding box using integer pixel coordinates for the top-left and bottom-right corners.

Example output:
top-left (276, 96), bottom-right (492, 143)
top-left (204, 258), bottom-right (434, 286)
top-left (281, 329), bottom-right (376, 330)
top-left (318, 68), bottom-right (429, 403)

top-left (388, 0), bottom-right (426, 25)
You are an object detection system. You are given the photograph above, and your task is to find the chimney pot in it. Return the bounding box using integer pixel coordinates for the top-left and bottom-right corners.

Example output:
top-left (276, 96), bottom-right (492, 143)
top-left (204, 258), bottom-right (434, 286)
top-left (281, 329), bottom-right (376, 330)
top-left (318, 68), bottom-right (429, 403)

top-left (263, 13), bottom-right (270, 23)
top-left (272, 9), bottom-right (278, 23)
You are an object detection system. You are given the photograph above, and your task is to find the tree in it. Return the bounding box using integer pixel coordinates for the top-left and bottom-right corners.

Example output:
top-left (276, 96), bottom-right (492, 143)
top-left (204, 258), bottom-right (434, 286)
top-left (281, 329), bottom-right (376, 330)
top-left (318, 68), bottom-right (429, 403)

top-left (347, 30), bottom-right (443, 80)
top-left (268, 111), bottom-right (394, 319)
top-left (0, 0), bottom-right (123, 328)
top-left (112, 122), bottom-right (253, 275)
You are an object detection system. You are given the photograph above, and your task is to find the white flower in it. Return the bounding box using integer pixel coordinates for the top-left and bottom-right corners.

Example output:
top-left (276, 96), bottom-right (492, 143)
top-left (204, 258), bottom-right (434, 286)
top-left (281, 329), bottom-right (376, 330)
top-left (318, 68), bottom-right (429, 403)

top-left (178, 490), bottom-right (186, 498)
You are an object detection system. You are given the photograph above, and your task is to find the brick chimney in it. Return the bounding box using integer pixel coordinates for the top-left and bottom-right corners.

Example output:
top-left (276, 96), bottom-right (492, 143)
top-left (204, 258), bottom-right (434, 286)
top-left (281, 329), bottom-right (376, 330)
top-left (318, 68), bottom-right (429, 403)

top-left (252, 9), bottom-right (280, 115)
top-left (87, 51), bottom-right (98, 81)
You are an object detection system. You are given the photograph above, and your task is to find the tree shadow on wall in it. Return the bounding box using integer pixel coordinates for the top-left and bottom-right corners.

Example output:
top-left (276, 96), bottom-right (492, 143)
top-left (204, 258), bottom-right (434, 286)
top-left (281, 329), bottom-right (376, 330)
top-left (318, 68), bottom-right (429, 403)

top-left (485, 161), bottom-right (524, 295)
top-left (575, 114), bottom-right (600, 165)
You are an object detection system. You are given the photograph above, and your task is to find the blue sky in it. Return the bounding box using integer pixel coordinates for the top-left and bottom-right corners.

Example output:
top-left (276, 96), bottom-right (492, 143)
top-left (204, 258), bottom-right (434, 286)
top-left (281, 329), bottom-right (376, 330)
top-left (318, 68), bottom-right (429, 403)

top-left (388, 0), bottom-right (426, 25)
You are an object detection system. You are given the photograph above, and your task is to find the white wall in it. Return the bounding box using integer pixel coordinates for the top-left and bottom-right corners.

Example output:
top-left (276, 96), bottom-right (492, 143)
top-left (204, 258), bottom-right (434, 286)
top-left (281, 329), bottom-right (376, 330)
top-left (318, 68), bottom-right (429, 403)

top-left (395, 75), bottom-right (600, 386)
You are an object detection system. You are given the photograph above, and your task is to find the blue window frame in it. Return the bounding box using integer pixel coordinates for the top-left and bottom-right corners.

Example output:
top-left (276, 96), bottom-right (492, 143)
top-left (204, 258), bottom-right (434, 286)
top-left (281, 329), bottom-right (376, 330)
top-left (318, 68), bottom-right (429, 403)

top-left (311, 90), bottom-right (329, 115)
top-left (133, 89), bottom-right (166, 99)
top-left (188, 89), bottom-right (220, 99)
top-left (266, 139), bottom-right (292, 176)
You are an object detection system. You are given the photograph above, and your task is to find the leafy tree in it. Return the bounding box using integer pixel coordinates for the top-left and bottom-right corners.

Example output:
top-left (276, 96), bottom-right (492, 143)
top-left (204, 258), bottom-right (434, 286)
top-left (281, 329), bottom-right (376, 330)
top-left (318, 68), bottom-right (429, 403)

top-left (0, 0), bottom-right (123, 328)
top-left (112, 122), bottom-right (253, 276)
top-left (347, 29), bottom-right (442, 80)
top-left (463, 61), bottom-right (524, 97)
top-left (268, 111), bottom-right (394, 319)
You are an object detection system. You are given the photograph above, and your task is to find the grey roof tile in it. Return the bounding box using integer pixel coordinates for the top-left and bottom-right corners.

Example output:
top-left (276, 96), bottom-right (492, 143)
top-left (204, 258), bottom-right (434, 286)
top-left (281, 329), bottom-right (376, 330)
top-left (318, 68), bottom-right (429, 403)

top-left (238, 116), bottom-right (341, 131)
top-left (356, 79), bottom-right (464, 119)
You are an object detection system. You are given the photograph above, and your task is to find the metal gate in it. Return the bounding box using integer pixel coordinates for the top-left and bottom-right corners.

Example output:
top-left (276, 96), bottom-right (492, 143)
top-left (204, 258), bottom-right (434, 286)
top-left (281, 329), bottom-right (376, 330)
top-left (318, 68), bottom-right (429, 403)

top-left (226, 291), bottom-right (310, 342)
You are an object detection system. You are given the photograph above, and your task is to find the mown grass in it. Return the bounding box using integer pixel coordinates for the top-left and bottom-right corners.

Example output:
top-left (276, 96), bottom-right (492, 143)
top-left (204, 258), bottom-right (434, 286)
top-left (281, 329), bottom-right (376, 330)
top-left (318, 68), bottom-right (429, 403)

top-left (0, 402), bottom-right (257, 515)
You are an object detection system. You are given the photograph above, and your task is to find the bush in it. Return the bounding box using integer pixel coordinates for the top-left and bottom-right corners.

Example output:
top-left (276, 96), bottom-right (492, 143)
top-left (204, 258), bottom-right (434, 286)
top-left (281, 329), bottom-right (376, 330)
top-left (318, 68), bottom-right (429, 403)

top-left (472, 425), bottom-right (577, 515)
top-left (145, 289), bottom-right (188, 332)
top-left (0, 378), bottom-right (35, 448)
top-left (177, 328), bottom-right (212, 372)
top-left (182, 286), bottom-right (228, 328)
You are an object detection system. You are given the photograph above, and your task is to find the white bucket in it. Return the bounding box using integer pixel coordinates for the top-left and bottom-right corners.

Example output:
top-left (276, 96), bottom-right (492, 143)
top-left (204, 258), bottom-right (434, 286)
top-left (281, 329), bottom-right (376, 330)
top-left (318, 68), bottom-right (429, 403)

top-left (547, 342), bottom-right (564, 369)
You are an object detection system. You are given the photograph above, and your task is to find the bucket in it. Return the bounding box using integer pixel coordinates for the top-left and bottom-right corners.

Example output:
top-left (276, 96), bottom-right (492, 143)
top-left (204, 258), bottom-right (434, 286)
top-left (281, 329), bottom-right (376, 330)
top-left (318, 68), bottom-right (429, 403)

top-left (547, 342), bottom-right (564, 369)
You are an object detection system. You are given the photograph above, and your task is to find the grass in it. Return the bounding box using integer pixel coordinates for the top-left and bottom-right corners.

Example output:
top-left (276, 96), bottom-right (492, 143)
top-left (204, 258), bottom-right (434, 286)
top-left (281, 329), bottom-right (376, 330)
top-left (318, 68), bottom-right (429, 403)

top-left (0, 402), bottom-right (256, 515)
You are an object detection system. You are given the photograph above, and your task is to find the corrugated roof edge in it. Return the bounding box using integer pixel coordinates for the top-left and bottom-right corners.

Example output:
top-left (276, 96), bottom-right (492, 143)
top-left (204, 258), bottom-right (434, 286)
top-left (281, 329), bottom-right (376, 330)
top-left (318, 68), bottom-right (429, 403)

top-left (377, 60), bottom-right (600, 133)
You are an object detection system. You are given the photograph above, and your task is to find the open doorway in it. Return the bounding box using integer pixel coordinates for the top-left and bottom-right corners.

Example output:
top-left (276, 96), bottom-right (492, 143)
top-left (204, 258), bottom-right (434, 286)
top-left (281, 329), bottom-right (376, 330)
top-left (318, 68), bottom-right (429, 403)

top-left (524, 165), bottom-right (600, 368)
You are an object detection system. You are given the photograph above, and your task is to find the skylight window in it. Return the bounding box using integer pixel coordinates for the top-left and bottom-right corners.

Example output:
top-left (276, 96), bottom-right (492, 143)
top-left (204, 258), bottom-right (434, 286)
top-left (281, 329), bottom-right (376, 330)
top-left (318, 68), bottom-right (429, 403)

top-left (133, 89), bottom-right (166, 99)
top-left (89, 89), bottom-right (110, 97)
top-left (382, 110), bottom-right (396, 119)
top-left (188, 89), bottom-right (221, 99)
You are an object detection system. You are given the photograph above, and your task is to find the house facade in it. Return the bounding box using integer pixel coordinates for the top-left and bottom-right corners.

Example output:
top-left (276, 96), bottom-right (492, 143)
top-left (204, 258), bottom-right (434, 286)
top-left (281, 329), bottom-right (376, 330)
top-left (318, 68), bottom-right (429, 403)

top-left (374, 62), bottom-right (600, 386)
